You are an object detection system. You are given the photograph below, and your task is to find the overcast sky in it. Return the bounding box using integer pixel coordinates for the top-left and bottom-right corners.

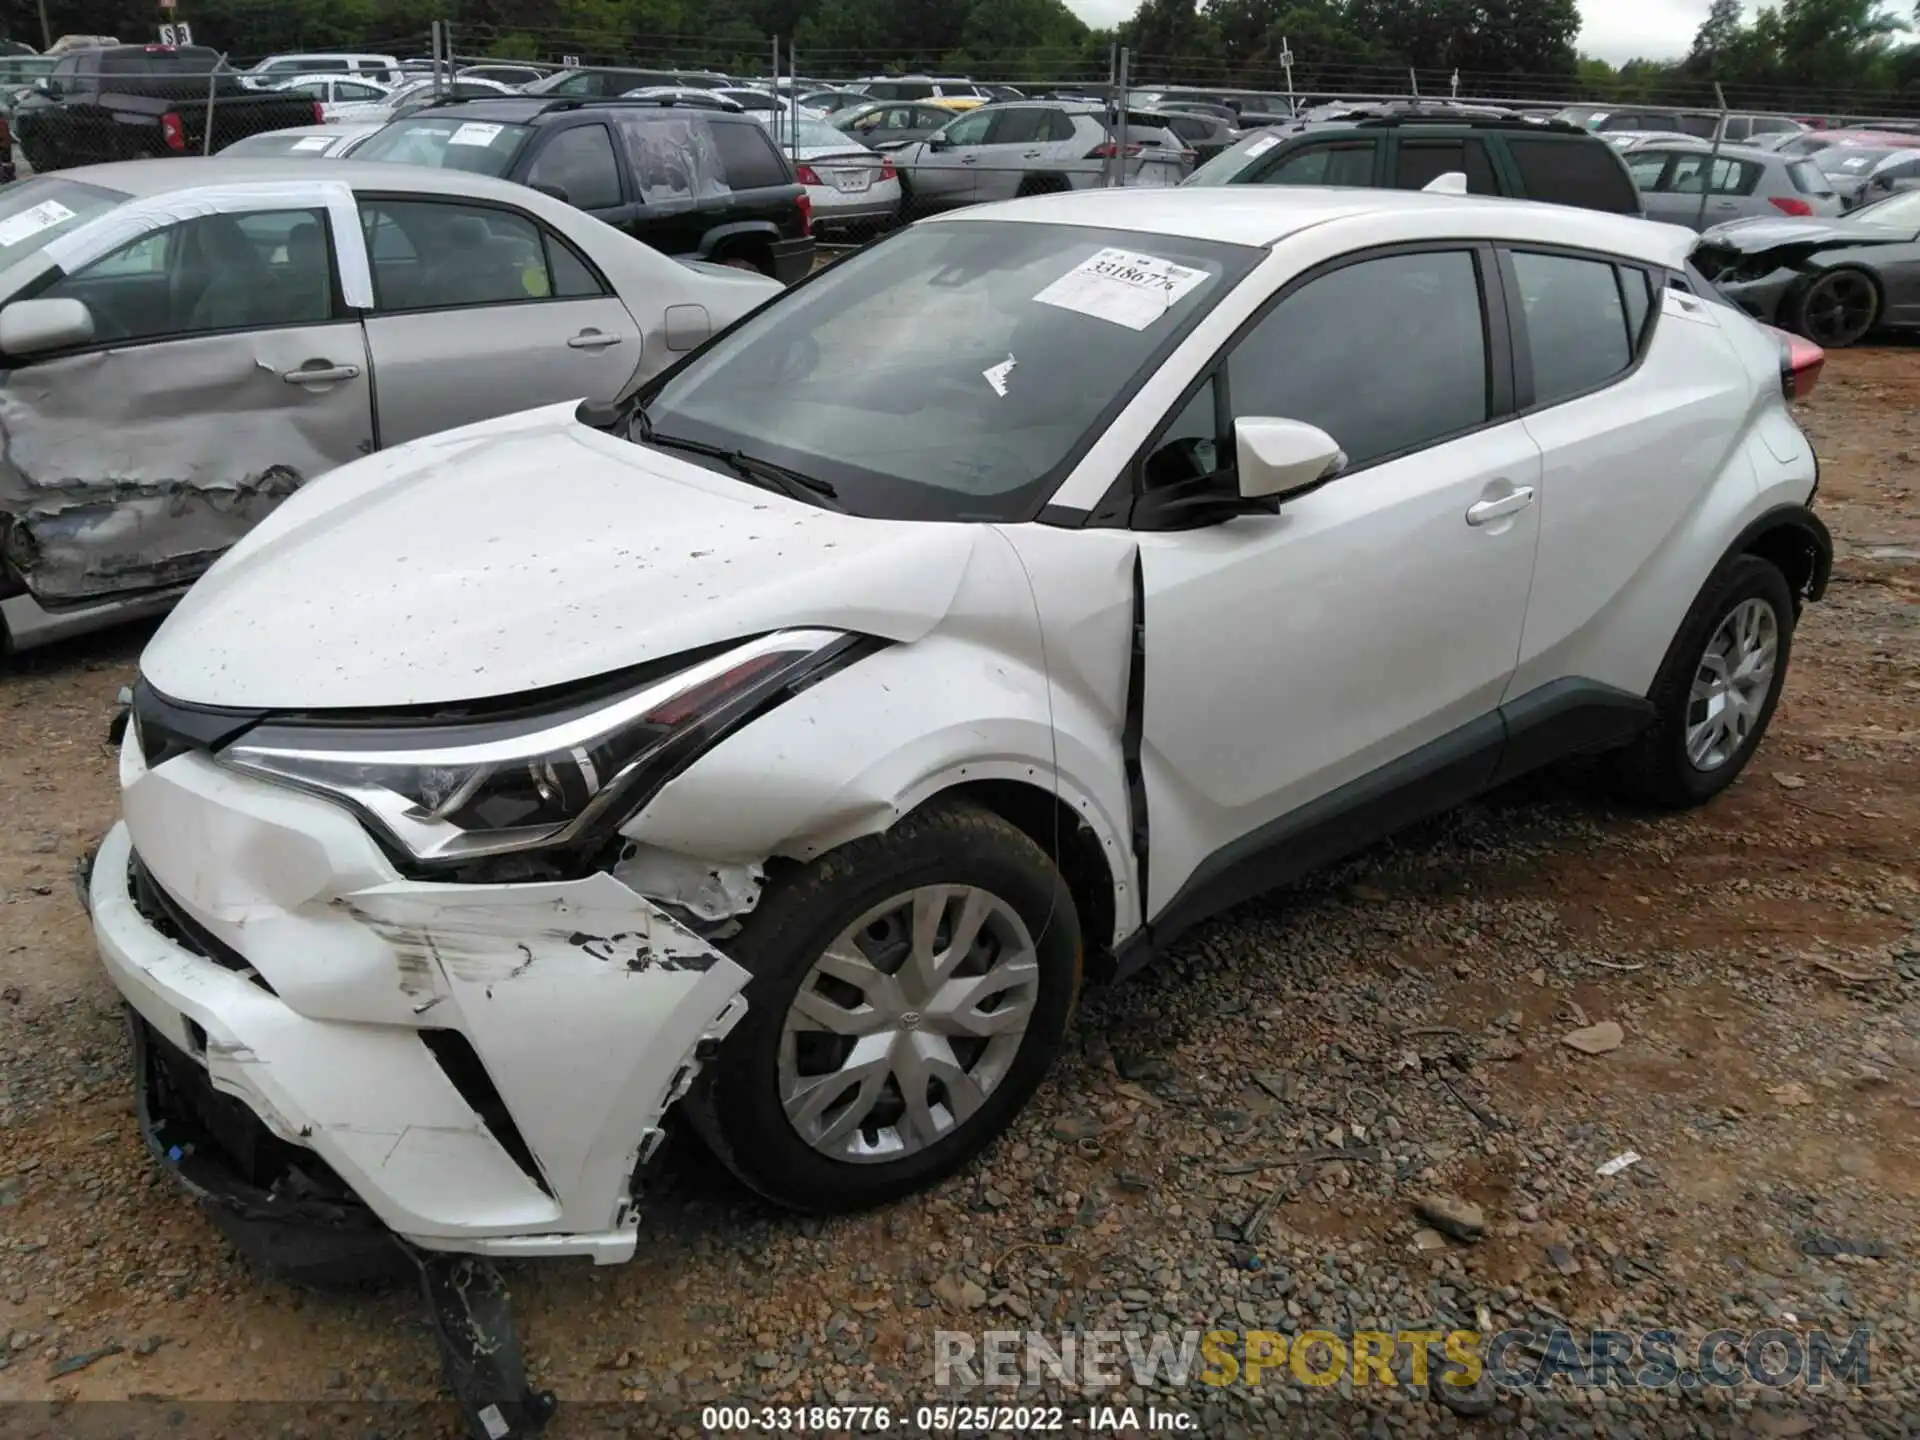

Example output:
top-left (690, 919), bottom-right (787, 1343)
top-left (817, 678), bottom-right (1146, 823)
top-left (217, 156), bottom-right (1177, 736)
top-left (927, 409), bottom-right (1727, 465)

top-left (1061, 0), bottom-right (1744, 65)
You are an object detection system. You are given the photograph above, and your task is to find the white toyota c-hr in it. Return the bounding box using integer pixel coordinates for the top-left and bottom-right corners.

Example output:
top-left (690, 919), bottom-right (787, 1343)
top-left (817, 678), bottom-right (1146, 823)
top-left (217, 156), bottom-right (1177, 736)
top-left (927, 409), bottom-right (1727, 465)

top-left (87, 185), bottom-right (1831, 1273)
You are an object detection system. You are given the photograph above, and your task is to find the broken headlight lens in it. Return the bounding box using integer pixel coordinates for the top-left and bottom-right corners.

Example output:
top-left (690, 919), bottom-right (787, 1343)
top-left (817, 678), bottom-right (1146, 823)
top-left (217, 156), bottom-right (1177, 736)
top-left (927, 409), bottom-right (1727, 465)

top-left (219, 629), bottom-right (858, 865)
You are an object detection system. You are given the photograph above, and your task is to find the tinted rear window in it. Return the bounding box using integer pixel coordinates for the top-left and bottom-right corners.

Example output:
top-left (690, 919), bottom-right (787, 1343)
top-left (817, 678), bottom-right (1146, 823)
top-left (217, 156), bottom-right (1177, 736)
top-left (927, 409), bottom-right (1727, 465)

top-left (1506, 137), bottom-right (1640, 215)
top-left (707, 119), bottom-right (790, 190)
top-left (101, 47), bottom-right (227, 76)
top-left (1788, 160), bottom-right (1831, 194)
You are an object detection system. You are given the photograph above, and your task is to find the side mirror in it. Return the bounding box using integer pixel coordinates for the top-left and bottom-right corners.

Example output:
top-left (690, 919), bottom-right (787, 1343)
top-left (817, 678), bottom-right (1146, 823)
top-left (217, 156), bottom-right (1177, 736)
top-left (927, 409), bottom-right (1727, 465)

top-left (1234, 417), bottom-right (1345, 501)
top-left (530, 182), bottom-right (570, 204)
top-left (927, 134), bottom-right (949, 151)
top-left (0, 297), bottom-right (94, 358)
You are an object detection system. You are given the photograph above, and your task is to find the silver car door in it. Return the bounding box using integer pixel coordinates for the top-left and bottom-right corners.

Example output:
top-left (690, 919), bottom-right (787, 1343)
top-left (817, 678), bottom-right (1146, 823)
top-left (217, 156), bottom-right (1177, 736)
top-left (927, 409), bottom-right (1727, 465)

top-left (1, 202), bottom-right (372, 606)
top-left (899, 107), bottom-right (995, 211)
top-left (356, 195), bottom-right (643, 446)
top-left (970, 106), bottom-right (1050, 201)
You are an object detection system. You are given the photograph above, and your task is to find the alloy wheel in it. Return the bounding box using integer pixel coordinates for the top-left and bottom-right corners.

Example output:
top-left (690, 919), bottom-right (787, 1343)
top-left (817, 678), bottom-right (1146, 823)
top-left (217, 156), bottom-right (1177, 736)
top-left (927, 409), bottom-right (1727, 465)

top-left (777, 885), bottom-right (1040, 1163)
top-left (1800, 272), bottom-right (1876, 347)
top-left (1685, 597), bottom-right (1779, 772)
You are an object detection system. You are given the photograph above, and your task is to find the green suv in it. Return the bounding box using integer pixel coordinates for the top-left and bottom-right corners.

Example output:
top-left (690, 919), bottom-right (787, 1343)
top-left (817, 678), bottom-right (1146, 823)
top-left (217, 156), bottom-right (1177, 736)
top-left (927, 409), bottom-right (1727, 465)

top-left (1187, 107), bottom-right (1645, 217)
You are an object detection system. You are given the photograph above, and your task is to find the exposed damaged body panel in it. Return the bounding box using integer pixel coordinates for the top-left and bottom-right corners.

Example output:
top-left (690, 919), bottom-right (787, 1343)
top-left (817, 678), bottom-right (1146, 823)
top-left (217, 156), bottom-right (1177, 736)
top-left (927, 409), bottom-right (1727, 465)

top-left (1693, 211), bottom-right (1920, 335)
top-left (1, 325), bottom-right (373, 604)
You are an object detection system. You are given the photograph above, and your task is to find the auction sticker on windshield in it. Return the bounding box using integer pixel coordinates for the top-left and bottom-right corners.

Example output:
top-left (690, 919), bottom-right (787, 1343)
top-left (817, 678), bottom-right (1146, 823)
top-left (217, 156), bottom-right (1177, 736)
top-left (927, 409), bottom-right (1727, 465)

top-left (1033, 247), bottom-right (1210, 330)
top-left (1242, 132), bottom-right (1281, 158)
top-left (449, 122), bottom-right (505, 147)
top-left (0, 200), bottom-right (76, 249)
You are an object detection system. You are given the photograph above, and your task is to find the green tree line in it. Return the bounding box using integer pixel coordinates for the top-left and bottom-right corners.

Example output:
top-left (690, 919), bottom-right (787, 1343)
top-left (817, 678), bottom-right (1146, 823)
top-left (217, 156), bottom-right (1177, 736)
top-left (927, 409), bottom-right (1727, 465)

top-left (6, 0), bottom-right (1918, 110)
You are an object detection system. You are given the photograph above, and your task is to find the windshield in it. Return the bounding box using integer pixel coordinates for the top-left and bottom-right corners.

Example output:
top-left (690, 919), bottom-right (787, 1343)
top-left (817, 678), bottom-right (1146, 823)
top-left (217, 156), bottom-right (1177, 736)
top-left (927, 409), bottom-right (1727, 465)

top-left (0, 177), bottom-right (127, 270)
top-left (633, 220), bottom-right (1259, 522)
top-left (221, 130), bottom-right (341, 156)
top-left (1816, 146), bottom-right (1899, 176)
top-left (353, 116), bottom-right (531, 174)
top-left (1185, 129), bottom-right (1282, 185)
top-left (777, 115), bottom-right (848, 148)
top-left (1851, 189), bottom-right (1920, 227)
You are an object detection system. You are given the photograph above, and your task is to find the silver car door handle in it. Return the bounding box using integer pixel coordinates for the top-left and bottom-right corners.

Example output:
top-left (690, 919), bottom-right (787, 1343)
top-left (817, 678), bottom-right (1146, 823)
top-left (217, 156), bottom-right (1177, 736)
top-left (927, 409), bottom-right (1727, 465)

top-left (567, 329), bottom-right (623, 350)
top-left (961, 155), bottom-right (979, 164)
top-left (282, 362), bottom-right (360, 384)
top-left (1023, 149), bottom-right (1042, 158)
top-left (1466, 487), bottom-right (1536, 526)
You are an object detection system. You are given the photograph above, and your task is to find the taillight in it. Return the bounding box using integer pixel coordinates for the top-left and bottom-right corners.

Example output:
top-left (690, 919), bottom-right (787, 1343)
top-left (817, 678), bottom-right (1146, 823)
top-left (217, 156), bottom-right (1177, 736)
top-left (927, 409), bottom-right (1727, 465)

top-left (160, 112), bottom-right (186, 152)
top-left (879, 156), bottom-right (896, 181)
top-left (1088, 141), bottom-right (1143, 159)
top-left (795, 190), bottom-right (812, 236)
top-left (1766, 324), bottom-right (1825, 400)
top-left (1769, 196), bottom-right (1814, 216)
top-left (795, 163), bottom-right (822, 186)
top-left (313, 101), bottom-right (327, 124)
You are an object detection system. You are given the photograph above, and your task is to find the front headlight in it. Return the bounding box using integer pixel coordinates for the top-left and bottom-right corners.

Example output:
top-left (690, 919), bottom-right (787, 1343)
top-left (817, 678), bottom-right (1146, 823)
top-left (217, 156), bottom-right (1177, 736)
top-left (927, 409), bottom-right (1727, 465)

top-left (219, 629), bottom-right (863, 865)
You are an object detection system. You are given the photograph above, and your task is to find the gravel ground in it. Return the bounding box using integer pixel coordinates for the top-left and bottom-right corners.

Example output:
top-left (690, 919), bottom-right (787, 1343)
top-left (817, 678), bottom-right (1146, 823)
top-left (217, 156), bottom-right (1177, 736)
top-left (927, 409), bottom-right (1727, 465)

top-left (0, 346), bottom-right (1915, 1437)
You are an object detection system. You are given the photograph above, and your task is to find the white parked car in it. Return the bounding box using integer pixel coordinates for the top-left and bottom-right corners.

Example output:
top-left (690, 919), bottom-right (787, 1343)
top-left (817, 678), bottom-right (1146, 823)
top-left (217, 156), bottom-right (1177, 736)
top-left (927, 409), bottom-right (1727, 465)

top-left (87, 188), bottom-right (1829, 1277)
top-left (268, 72), bottom-right (395, 123)
top-left (769, 113), bottom-right (902, 234)
top-left (239, 52), bottom-right (401, 90)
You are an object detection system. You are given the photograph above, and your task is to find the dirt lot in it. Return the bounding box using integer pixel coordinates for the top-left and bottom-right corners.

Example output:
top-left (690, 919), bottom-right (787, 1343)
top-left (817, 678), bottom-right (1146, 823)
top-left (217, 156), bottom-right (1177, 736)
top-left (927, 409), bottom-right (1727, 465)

top-left (0, 347), bottom-right (1915, 1436)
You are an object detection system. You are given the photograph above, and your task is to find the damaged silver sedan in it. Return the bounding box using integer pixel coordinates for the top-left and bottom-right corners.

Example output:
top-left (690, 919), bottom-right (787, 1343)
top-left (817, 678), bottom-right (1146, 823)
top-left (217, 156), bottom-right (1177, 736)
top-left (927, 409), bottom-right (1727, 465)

top-left (0, 158), bottom-right (781, 653)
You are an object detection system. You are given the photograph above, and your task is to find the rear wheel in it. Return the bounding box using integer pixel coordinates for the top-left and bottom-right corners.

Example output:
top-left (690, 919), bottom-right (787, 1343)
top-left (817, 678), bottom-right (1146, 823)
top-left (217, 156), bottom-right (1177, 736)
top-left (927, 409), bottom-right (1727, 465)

top-left (1791, 268), bottom-right (1879, 348)
top-left (688, 800), bottom-right (1082, 1212)
top-left (1608, 555), bottom-right (1795, 808)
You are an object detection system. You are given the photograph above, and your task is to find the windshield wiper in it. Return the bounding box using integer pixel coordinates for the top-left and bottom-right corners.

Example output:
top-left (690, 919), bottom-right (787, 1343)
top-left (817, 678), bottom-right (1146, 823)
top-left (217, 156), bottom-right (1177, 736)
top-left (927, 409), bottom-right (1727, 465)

top-left (630, 404), bottom-right (842, 509)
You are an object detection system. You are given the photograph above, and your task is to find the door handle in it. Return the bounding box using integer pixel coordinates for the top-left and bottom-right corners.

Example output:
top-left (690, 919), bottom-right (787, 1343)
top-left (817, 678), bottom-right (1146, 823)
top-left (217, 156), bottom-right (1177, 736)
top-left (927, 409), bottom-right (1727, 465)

top-left (961, 155), bottom-right (979, 164)
top-left (567, 329), bottom-right (623, 350)
top-left (1466, 486), bottom-right (1536, 526)
top-left (1023, 149), bottom-right (1042, 158)
top-left (281, 362), bottom-right (360, 385)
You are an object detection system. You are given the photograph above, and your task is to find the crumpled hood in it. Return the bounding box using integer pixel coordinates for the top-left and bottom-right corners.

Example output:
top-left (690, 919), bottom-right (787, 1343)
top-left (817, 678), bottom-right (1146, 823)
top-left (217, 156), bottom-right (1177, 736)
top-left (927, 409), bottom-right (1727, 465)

top-left (139, 404), bottom-right (977, 710)
top-left (1698, 214), bottom-right (1910, 252)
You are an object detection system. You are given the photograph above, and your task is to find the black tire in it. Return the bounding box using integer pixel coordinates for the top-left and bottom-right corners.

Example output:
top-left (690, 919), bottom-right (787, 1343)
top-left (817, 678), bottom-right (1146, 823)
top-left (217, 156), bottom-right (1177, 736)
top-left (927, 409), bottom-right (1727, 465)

top-left (1014, 174), bottom-right (1069, 197)
top-left (1608, 555), bottom-right (1796, 808)
top-left (1790, 268), bottom-right (1879, 349)
top-left (895, 174), bottom-right (917, 223)
top-left (687, 799), bottom-right (1082, 1213)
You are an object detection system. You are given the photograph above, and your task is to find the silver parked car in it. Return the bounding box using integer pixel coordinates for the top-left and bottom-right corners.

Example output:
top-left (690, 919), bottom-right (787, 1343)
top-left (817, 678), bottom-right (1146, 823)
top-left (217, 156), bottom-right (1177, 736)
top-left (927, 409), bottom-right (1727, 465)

top-left (217, 121), bottom-right (386, 158)
top-left (891, 102), bottom-right (1190, 217)
top-left (1620, 141), bottom-right (1842, 227)
top-left (0, 159), bottom-right (781, 651)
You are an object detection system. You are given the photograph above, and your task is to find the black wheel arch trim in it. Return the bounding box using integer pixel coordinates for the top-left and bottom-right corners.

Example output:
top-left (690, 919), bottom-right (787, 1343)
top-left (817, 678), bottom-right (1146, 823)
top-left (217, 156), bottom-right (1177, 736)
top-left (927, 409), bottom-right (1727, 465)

top-left (1727, 502), bottom-right (1832, 603)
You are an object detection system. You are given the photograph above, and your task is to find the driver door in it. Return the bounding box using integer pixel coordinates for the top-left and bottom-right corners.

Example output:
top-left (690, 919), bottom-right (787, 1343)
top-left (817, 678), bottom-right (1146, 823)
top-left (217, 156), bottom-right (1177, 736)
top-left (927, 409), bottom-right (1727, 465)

top-left (900, 107), bottom-right (995, 212)
top-left (1136, 245), bottom-right (1540, 923)
top-left (0, 205), bottom-right (372, 606)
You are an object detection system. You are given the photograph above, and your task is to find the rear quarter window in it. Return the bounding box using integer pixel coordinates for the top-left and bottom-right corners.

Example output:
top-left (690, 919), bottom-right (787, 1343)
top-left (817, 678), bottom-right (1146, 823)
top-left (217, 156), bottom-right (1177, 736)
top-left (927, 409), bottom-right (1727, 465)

top-left (1505, 137), bottom-right (1642, 215)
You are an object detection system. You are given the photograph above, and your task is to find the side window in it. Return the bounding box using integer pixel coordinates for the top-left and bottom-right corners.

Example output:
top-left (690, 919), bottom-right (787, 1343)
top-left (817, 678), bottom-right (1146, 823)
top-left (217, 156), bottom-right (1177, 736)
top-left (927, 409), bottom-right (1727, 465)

top-left (360, 201), bottom-right (554, 310)
top-left (337, 81), bottom-right (384, 101)
top-left (43, 207), bottom-right (334, 343)
top-left (1256, 141), bottom-right (1376, 186)
top-left (1621, 265), bottom-right (1653, 345)
top-left (1665, 154), bottom-right (1752, 194)
top-left (707, 119), bottom-right (789, 191)
top-left (543, 230), bottom-right (607, 298)
top-left (1143, 375), bottom-right (1225, 492)
top-left (1044, 110), bottom-right (1078, 143)
top-left (1626, 151), bottom-right (1670, 188)
top-left (1721, 117), bottom-right (1752, 142)
top-left (1509, 250), bottom-right (1633, 406)
top-left (897, 82), bottom-right (935, 100)
top-left (1505, 137), bottom-right (1640, 215)
top-left (1393, 138), bottom-right (1497, 194)
top-left (940, 109), bottom-right (996, 146)
top-left (988, 108), bottom-right (1049, 145)
top-left (547, 71), bottom-right (600, 97)
top-left (914, 106), bottom-right (948, 129)
top-left (1227, 249), bottom-right (1488, 469)
top-left (527, 126), bottom-right (623, 210)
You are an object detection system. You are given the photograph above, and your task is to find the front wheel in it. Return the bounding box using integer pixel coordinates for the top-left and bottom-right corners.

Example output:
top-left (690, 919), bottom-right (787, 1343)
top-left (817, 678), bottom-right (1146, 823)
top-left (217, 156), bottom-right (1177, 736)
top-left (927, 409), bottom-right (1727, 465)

top-left (1608, 555), bottom-right (1796, 808)
top-left (1792, 268), bottom-right (1879, 348)
top-left (687, 800), bottom-right (1082, 1212)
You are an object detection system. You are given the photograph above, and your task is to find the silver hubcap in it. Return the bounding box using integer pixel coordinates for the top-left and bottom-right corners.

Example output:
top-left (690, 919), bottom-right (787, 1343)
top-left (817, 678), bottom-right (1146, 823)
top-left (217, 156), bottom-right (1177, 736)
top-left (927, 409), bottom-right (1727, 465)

top-left (1686, 597), bottom-right (1779, 772)
top-left (778, 885), bottom-right (1039, 1163)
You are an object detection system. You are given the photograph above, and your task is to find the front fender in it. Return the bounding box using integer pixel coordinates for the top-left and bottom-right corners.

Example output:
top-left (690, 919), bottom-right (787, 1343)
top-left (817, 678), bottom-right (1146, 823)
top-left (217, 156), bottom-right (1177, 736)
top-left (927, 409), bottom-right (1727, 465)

top-left (619, 529), bottom-right (1143, 948)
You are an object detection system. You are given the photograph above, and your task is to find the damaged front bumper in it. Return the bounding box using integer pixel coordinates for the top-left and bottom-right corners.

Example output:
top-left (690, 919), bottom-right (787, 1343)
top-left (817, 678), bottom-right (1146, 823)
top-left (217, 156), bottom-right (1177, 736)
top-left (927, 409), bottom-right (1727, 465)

top-left (1709, 269), bottom-right (1798, 327)
top-left (88, 742), bottom-right (750, 1268)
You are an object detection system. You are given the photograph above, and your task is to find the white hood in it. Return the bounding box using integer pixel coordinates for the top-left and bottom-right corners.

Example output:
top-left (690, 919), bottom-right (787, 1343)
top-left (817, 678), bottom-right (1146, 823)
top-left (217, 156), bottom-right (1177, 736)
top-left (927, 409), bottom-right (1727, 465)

top-left (139, 405), bottom-right (977, 709)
